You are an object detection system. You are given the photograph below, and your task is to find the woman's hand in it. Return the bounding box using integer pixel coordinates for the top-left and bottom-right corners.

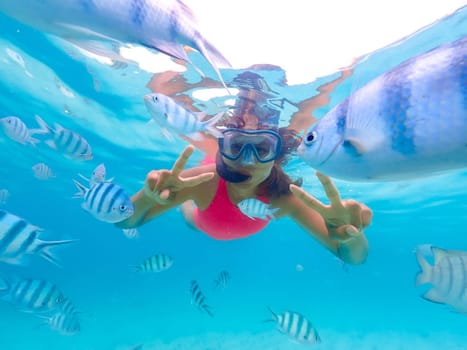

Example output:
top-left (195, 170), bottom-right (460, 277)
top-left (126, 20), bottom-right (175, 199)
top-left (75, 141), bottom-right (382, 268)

top-left (144, 145), bottom-right (214, 204)
top-left (290, 171), bottom-right (372, 240)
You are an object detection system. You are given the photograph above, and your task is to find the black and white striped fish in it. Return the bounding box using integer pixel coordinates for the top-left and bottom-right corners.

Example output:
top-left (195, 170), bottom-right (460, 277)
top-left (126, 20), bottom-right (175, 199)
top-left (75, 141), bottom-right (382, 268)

top-left (0, 277), bottom-right (66, 313)
top-left (237, 198), bottom-right (279, 220)
top-left (32, 162), bottom-right (55, 180)
top-left (133, 253), bottom-right (173, 272)
top-left (0, 210), bottom-right (75, 265)
top-left (0, 116), bottom-right (47, 146)
top-left (122, 228), bottom-right (139, 239)
top-left (40, 311), bottom-right (81, 336)
top-left (416, 245), bottom-right (467, 313)
top-left (144, 93), bottom-right (224, 141)
top-left (268, 308), bottom-right (321, 345)
top-left (190, 280), bottom-right (213, 317)
top-left (78, 163), bottom-right (114, 188)
top-left (73, 180), bottom-right (134, 223)
top-left (35, 115), bottom-right (93, 161)
top-left (213, 270), bottom-right (230, 290)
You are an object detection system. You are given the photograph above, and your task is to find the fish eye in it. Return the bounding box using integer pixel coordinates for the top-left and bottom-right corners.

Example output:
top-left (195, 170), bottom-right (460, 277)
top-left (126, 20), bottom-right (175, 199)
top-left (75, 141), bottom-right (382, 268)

top-left (304, 131), bottom-right (318, 145)
top-left (152, 96), bottom-right (158, 102)
top-left (119, 205), bottom-right (127, 211)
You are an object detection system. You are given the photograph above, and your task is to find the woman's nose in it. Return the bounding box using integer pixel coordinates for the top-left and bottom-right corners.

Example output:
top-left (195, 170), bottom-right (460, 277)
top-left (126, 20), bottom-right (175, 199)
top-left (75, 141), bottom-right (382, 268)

top-left (240, 147), bottom-right (256, 165)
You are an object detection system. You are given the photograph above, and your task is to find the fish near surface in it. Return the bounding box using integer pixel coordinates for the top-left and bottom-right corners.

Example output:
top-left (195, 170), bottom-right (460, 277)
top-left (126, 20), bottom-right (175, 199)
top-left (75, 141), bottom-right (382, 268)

top-left (298, 37), bottom-right (467, 181)
top-left (0, 0), bottom-right (231, 86)
top-left (415, 245), bottom-right (467, 313)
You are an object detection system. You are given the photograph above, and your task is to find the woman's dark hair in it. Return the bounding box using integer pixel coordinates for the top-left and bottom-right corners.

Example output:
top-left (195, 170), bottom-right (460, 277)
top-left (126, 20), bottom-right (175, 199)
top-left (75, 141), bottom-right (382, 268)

top-left (257, 127), bottom-right (303, 198)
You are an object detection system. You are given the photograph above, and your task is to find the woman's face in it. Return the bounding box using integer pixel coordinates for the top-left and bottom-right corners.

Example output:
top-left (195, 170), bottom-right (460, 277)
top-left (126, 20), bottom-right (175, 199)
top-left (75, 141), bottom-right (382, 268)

top-left (222, 151), bottom-right (275, 186)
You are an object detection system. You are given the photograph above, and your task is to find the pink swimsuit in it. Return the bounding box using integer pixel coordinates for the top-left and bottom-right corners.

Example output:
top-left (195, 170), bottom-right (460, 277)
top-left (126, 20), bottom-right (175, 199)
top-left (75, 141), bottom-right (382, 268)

top-left (193, 178), bottom-right (270, 240)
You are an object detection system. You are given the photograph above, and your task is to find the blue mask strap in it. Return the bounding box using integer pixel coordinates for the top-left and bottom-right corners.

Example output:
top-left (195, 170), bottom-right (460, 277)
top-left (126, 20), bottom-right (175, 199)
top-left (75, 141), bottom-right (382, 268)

top-left (215, 151), bottom-right (250, 183)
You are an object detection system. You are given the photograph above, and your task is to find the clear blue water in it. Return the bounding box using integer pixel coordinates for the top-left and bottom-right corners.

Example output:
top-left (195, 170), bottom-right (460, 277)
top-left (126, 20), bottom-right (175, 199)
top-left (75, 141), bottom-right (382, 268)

top-left (0, 5), bottom-right (466, 350)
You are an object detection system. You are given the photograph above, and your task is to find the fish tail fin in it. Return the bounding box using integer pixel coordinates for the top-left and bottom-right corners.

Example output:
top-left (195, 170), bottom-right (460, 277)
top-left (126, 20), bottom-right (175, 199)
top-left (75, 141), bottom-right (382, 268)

top-left (415, 248), bottom-right (433, 286)
top-left (34, 115), bottom-right (52, 134)
top-left (129, 265), bottom-right (142, 272)
top-left (204, 111), bottom-right (224, 138)
top-left (203, 304), bottom-right (214, 317)
top-left (264, 306), bottom-right (277, 323)
top-left (36, 239), bottom-right (78, 267)
top-left (192, 36), bottom-right (231, 93)
top-left (72, 179), bottom-right (88, 198)
top-left (77, 173), bottom-right (91, 183)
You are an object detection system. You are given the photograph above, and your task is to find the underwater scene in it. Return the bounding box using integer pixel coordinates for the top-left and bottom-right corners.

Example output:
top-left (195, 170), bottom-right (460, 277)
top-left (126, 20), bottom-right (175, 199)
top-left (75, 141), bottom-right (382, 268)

top-left (0, 1), bottom-right (466, 349)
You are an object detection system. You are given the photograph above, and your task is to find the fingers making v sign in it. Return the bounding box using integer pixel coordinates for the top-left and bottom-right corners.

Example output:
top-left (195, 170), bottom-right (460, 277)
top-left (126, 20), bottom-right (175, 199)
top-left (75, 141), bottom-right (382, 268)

top-left (144, 145), bottom-right (215, 204)
top-left (290, 171), bottom-right (373, 241)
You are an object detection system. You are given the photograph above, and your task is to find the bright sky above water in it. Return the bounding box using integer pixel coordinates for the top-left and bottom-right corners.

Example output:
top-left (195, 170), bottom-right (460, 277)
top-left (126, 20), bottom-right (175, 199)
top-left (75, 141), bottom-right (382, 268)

top-left (184, 0), bottom-right (466, 84)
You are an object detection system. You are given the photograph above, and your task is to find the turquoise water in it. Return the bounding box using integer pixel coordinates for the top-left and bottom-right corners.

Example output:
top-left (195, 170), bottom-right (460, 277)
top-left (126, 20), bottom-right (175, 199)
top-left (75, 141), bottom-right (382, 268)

top-left (0, 5), bottom-right (467, 350)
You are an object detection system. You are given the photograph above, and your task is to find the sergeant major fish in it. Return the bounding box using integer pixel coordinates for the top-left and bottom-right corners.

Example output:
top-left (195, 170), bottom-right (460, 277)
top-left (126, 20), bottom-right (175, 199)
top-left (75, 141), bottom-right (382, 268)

top-left (267, 308), bottom-right (321, 345)
top-left (39, 311), bottom-right (81, 335)
top-left (144, 93), bottom-right (224, 141)
top-left (0, 277), bottom-right (65, 313)
top-left (237, 198), bottom-right (279, 220)
top-left (298, 37), bottom-right (467, 181)
top-left (0, 0), bottom-right (231, 87)
top-left (0, 210), bottom-right (75, 265)
top-left (35, 115), bottom-right (93, 161)
top-left (132, 253), bottom-right (173, 272)
top-left (213, 270), bottom-right (230, 290)
top-left (78, 163), bottom-right (114, 187)
top-left (415, 245), bottom-right (467, 313)
top-left (0, 116), bottom-right (47, 146)
top-left (190, 280), bottom-right (213, 317)
top-left (73, 180), bottom-right (134, 223)
top-left (32, 162), bottom-right (55, 180)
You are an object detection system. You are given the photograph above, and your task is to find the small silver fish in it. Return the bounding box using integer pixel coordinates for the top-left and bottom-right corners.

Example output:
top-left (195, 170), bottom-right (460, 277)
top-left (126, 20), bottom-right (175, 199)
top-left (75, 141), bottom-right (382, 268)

top-left (0, 210), bottom-right (75, 265)
top-left (122, 228), bottom-right (139, 239)
top-left (73, 180), bottom-right (134, 223)
top-left (237, 198), bottom-right (279, 220)
top-left (32, 162), bottom-right (55, 180)
top-left (39, 311), bottom-right (81, 336)
top-left (0, 189), bottom-right (9, 205)
top-left (0, 116), bottom-right (47, 145)
top-left (213, 270), bottom-right (230, 290)
top-left (268, 308), bottom-right (321, 345)
top-left (298, 37), bottom-right (467, 181)
top-left (415, 245), bottom-right (467, 313)
top-left (144, 93), bottom-right (224, 141)
top-left (78, 163), bottom-right (114, 187)
top-left (190, 280), bottom-right (213, 317)
top-left (35, 115), bottom-right (93, 161)
top-left (133, 253), bottom-right (173, 272)
top-left (0, 278), bottom-right (66, 313)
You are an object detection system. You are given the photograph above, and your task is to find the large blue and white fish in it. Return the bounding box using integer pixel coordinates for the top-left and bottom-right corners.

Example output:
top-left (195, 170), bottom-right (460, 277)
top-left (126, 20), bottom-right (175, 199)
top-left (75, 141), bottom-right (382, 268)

top-left (0, 277), bottom-right (66, 313)
top-left (0, 0), bottom-right (230, 86)
top-left (298, 37), bottom-right (467, 181)
top-left (237, 198), bottom-right (279, 220)
top-left (144, 93), bottom-right (224, 141)
top-left (0, 116), bottom-right (47, 146)
top-left (35, 115), bottom-right (93, 161)
top-left (267, 308), bottom-right (321, 345)
top-left (0, 210), bottom-right (75, 265)
top-left (415, 245), bottom-right (467, 313)
top-left (73, 180), bottom-right (134, 223)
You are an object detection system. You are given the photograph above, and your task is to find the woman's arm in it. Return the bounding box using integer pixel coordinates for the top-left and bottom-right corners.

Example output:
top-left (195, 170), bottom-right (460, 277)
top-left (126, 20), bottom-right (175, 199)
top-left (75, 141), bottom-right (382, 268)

top-left (116, 146), bottom-right (215, 229)
top-left (282, 172), bottom-right (372, 265)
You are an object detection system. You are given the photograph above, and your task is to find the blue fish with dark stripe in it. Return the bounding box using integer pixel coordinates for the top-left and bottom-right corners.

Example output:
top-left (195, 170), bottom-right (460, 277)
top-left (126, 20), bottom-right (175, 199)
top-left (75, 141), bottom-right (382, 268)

top-left (35, 115), bottom-right (93, 161)
top-left (73, 180), bottom-right (134, 223)
top-left (0, 278), bottom-right (65, 313)
top-left (298, 37), bottom-right (467, 181)
top-left (0, 210), bottom-right (75, 265)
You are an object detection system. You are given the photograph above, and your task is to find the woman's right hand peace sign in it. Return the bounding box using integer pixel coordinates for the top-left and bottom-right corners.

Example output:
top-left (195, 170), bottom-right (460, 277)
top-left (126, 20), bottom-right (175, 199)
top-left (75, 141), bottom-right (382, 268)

top-left (144, 145), bottom-right (215, 204)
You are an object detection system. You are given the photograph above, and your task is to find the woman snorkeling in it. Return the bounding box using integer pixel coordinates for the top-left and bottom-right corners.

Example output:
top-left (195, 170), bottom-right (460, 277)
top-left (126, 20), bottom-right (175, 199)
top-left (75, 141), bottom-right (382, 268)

top-left (118, 72), bottom-right (372, 265)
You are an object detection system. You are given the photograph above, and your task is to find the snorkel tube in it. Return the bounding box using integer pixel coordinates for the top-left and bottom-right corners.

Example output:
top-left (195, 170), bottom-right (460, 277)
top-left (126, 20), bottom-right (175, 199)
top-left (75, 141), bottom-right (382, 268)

top-left (215, 151), bottom-right (250, 183)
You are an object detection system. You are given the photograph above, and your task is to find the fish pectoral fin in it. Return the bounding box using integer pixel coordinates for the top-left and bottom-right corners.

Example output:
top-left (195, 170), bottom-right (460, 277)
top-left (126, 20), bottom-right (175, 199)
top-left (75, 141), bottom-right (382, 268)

top-left (145, 39), bottom-right (189, 62)
top-left (421, 288), bottom-right (445, 304)
top-left (343, 128), bottom-right (385, 155)
top-left (65, 39), bottom-right (128, 63)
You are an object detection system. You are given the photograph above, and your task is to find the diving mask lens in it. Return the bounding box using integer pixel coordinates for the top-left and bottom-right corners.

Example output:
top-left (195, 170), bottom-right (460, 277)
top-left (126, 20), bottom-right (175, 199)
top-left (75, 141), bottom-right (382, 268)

top-left (219, 129), bottom-right (282, 163)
